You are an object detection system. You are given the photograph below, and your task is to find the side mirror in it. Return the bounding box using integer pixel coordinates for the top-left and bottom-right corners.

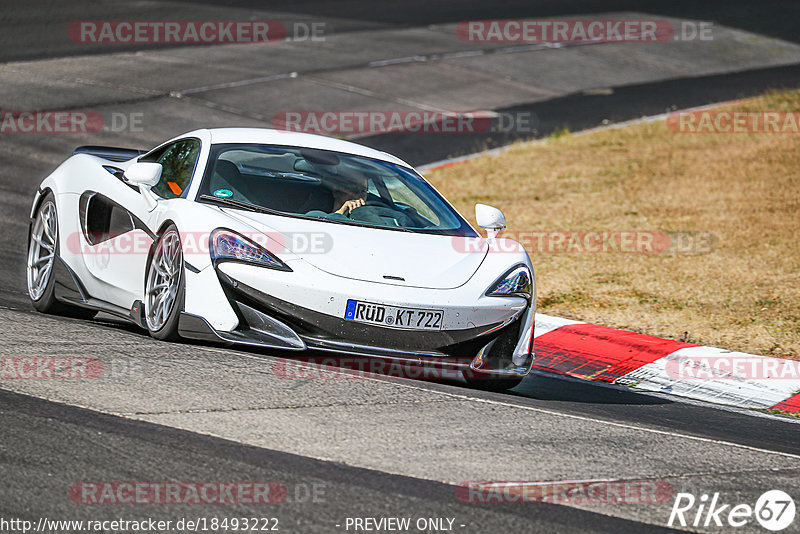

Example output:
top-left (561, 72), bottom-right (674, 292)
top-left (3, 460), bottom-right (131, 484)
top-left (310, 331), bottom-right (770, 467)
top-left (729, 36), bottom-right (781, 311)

top-left (124, 162), bottom-right (162, 210)
top-left (123, 162), bottom-right (162, 187)
top-left (475, 204), bottom-right (506, 238)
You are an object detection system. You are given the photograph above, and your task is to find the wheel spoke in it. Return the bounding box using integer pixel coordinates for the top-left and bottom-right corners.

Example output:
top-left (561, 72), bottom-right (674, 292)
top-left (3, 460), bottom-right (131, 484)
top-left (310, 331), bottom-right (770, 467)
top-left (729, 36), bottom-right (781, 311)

top-left (151, 288), bottom-right (167, 309)
top-left (153, 298), bottom-right (163, 321)
top-left (32, 254), bottom-right (53, 266)
top-left (42, 213), bottom-right (56, 241)
top-left (149, 281), bottom-right (169, 292)
top-left (35, 263), bottom-right (51, 289)
top-left (159, 297), bottom-right (170, 322)
top-left (159, 248), bottom-right (170, 269)
top-left (32, 233), bottom-right (53, 251)
top-left (152, 260), bottom-right (168, 278)
top-left (169, 240), bottom-right (180, 264)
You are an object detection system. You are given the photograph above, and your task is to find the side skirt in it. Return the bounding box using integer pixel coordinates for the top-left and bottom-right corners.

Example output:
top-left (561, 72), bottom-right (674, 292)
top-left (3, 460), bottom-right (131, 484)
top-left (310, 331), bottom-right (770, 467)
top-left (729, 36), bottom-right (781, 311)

top-left (52, 253), bottom-right (144, 326)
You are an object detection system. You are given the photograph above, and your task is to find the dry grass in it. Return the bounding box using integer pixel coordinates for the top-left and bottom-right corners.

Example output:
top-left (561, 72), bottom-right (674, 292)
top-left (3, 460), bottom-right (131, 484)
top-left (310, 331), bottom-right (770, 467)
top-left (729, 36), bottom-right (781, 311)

top-left (429, 89), bottom-right (800, 358)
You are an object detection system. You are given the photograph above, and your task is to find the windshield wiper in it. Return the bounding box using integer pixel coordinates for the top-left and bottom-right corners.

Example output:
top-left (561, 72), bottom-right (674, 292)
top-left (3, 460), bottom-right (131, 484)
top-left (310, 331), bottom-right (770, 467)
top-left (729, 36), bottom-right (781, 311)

top-left (198, 194), bottom-right (279, 215)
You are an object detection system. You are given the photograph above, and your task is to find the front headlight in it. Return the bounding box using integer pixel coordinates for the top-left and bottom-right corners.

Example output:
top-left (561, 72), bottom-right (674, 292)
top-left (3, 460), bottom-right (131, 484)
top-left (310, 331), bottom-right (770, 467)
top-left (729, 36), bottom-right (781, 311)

top-left (486, 264), bottom-right (532, 298)
top-left (210, 229), bottom-right (292, 271)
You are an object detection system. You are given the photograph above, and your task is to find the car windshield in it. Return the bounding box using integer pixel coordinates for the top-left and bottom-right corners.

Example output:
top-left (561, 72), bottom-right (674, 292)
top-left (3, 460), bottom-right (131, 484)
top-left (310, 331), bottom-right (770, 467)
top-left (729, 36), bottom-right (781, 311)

top-left (196, 143), bottom-right (477, 236)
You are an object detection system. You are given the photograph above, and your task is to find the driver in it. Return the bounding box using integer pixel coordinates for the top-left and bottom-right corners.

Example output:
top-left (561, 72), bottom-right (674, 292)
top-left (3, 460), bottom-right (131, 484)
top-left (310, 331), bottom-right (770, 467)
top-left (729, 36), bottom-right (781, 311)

top-left (305, 175), bottom-right (369, 220)
top-left (331, 176), bottom-right (368, 216)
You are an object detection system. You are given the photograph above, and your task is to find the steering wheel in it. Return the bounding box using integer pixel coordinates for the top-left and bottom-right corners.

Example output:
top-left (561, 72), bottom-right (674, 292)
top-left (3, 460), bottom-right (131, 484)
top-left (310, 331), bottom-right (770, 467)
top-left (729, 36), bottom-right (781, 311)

top-left (348, 200), bottom-right (414, 227)
top-left (343, 198), bottom-right (385, 219)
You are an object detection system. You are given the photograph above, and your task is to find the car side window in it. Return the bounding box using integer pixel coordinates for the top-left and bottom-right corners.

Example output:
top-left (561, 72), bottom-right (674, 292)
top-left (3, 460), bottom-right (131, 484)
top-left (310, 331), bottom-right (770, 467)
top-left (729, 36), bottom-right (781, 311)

top-left (145, 139), bottom-right (201, 199)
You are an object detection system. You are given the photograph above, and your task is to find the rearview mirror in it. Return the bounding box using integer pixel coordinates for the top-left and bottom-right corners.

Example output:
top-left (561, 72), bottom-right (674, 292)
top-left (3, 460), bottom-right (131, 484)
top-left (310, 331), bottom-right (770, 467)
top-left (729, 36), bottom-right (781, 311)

top-left (475, 204), bottom-right (506, 238)
top-left (123, 162), bottom-right (162, 187)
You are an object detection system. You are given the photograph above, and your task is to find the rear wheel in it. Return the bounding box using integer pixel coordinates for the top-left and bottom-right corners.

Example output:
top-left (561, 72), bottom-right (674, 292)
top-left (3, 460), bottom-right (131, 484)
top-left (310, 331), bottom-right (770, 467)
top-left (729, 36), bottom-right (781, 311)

top-left (27, 192), bottom-right (96, 319)
top-left (144, 224), bottom-right (184, 341)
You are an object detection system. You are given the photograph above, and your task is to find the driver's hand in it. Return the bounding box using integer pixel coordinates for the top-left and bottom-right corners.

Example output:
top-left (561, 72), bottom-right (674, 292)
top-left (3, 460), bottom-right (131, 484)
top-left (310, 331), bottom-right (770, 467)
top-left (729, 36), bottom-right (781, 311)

top-left (335, 198), bottom-right (365, 215)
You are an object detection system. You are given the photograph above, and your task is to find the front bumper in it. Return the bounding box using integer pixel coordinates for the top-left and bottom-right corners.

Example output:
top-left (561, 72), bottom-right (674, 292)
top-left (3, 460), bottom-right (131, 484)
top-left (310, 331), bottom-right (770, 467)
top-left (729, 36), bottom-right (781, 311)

top-left (179, 262), bottom-right (535, 377)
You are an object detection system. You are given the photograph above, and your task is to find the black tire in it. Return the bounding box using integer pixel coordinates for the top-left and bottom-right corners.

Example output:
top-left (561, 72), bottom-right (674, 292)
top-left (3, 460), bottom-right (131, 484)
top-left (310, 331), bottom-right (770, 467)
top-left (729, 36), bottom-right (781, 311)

top-left (463, 372), bottom-right (524, 392)
top-left (27, 192), bottom-right (97, 320)
top-left (143, 223), bottom-right (184, 341)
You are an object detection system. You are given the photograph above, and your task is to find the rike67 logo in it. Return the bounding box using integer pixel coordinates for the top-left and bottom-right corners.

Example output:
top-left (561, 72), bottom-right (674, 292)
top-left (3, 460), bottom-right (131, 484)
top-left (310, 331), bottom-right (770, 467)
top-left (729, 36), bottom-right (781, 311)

top-left (668, 490), bottom-right (795, 531)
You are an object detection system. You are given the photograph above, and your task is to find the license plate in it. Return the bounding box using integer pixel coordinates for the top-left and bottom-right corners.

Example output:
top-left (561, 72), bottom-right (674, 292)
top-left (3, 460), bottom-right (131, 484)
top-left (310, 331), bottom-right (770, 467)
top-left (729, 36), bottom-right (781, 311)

top-left (344, 299), bottom-right (443, 330)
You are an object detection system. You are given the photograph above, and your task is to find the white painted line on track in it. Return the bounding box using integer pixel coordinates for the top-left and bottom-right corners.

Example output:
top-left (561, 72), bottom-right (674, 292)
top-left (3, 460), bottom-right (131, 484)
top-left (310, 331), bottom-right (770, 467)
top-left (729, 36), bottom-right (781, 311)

top-left (172, 72), bottom-right (298, 97)
top-left (194, 345), bottom-right (800, 461)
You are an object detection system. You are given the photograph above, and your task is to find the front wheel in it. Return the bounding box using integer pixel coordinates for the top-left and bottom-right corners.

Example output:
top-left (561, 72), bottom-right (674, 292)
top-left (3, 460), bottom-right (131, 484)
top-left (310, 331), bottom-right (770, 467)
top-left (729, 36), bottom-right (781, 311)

top-left (463, 372), bottom-right (524, 392)
top-left (144, 224), bottom-right (184, 341)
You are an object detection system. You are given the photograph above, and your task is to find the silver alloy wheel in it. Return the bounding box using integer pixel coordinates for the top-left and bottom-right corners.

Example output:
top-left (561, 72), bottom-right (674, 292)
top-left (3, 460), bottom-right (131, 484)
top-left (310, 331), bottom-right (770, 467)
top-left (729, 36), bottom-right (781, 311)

top-left (145, 228), bottom-right (182, 331)
top-left (27, 200), bottom-right (57, 301)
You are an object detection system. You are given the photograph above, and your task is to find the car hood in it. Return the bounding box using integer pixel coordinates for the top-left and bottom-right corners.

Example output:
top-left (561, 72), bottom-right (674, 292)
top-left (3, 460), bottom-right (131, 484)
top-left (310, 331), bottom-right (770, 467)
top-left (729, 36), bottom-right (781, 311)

top-left (221, 209), bottom-right (488, 289)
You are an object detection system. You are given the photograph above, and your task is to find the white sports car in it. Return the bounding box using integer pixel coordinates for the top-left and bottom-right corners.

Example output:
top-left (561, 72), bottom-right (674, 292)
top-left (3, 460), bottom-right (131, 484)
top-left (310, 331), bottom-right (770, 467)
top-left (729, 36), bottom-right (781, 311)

top-left (27, 128), bottom-right (535, 389)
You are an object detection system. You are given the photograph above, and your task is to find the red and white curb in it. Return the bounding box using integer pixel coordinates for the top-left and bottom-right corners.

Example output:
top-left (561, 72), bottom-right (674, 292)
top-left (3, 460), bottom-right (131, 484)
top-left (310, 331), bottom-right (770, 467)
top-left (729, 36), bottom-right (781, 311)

top-left (419, 102), bottom-right (799, 414)
top-left (533, 314), bottom-right (800, 413)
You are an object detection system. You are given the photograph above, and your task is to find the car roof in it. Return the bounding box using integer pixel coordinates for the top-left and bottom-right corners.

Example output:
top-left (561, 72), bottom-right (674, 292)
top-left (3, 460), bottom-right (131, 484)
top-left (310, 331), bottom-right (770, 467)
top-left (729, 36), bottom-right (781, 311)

top-left (178, 128), bottom-right (413, 169)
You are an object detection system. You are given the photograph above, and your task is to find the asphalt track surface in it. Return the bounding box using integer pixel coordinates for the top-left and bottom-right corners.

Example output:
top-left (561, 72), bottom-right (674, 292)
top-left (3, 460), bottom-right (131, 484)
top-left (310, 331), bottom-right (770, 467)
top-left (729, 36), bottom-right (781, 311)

top-left (1, 1), bottom-right (799, 533)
